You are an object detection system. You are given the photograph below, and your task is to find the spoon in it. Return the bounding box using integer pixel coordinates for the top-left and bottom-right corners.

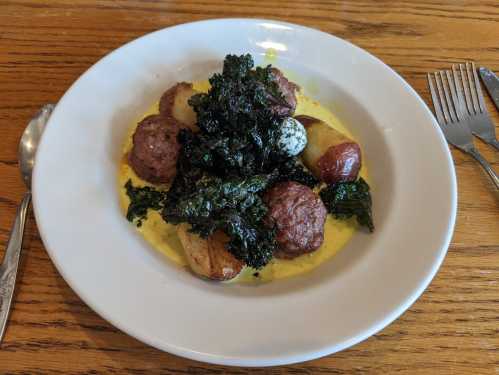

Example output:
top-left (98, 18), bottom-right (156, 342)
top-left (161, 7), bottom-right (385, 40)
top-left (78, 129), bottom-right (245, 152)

top-left (0, 104), bottom-right (54, 344)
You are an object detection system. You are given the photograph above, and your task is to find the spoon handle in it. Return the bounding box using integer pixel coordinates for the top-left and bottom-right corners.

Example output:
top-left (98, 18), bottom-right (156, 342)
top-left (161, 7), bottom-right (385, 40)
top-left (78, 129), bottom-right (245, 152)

top-left (0, 192), bottom-right (31, 344)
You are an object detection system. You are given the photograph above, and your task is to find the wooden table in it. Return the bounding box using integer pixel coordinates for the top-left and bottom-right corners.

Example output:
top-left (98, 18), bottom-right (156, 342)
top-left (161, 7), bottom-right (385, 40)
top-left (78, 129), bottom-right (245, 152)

top-left (0, 1), bottom-right (498, 373)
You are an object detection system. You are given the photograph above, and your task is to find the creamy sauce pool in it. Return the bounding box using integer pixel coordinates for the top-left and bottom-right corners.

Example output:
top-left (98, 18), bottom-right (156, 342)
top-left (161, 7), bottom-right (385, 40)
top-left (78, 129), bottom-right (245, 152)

top-left (118, 80), bottom-right (367, 283)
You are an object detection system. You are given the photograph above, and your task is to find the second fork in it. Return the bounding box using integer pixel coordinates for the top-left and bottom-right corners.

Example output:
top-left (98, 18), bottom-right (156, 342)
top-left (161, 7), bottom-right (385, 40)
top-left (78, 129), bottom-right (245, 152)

top-left (456, 62), bottom-right (499, 150)
top-left (427, 68), bottom-right (499, 189)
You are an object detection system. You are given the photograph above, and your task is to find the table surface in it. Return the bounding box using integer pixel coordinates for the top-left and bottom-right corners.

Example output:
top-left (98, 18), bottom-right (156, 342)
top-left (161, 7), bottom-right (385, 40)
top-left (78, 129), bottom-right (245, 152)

top-left (0, 1), bottom-right (498, 374)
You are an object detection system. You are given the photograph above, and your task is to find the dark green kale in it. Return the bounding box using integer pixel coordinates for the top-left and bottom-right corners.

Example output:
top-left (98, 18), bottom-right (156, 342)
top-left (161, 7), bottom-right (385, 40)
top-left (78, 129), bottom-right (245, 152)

top-left (124, 179), bottom-right (166, 227)
top-left (177, 128), bottom-right (257, 177)
top-left (221, 209), bottom-right (276, 269)
top-left (164, 173), bottom-right (274, 225)
top-left (162, 171), bottom-right (277, 268)
top-left (189, 54), bottom-right (283, 135)
top-left (274, 157), bottom-right (319, 188)
top-left (187, 54), bottom-right (286, 176)
top-left (319, 178), bottom-right (374, 232)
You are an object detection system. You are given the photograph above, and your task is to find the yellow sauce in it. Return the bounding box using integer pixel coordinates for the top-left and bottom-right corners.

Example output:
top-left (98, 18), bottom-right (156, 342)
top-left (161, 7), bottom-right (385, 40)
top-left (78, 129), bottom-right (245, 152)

top-left (263, 48), bottom-right (278, 64)
top-left (118, 80), bottom-right (367, 283)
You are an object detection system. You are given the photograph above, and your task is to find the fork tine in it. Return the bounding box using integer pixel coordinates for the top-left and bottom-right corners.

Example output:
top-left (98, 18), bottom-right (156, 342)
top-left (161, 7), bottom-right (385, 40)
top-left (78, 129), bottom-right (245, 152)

top-left (440, 71), bottom-right (457, 122)
top-left (470, 61), bottom-right (486, 113)
top-left (427, 73), bottom-right (446, 125)
top-left (465, 62), bottom-right (480, 114)
top-left (435, 72), bottom-right (451, 123)
top-left (452, 65), bottom-right (467, 120)
top-left (459, 63), bottom-right (473, 115)
top-left (445, 70), bottom-right (459, 121)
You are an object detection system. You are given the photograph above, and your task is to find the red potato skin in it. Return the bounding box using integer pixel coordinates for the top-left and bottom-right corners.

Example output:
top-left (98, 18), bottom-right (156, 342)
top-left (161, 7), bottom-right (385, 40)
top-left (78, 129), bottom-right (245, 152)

top-left (317, 142), bottom-right (361, 184)
top-left (295, 115), bottom-right (362, 184)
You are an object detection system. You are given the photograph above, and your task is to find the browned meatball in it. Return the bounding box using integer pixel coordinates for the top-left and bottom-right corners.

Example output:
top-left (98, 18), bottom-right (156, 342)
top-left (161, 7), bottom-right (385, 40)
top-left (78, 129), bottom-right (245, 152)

top-left (270, 68), bottom-right (299, 117)
top-left (264, 181), bottom-right (327, 259)
top-left (128, 115), bottom-right (180, 184)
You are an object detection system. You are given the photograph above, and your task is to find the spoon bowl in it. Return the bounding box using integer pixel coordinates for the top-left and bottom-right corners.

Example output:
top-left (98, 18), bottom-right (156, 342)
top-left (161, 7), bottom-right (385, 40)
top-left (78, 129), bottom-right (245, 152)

top-left (18, 104), bottom-right (54, 189)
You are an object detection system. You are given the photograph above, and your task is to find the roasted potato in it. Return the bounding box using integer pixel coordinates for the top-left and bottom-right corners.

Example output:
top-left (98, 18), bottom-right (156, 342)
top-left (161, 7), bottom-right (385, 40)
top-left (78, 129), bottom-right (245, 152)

top-left (296, 115), bottom-right (361, 184)
top-left (159, 82), bottom-right (199, 131)
top-left (177, 224), bottom-right (244, 281)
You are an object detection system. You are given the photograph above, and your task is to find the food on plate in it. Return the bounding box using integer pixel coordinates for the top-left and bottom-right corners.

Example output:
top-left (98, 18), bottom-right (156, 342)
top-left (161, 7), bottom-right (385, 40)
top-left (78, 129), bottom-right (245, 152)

top-left (162, 172), bottom-right (276, 270)
top-left (124, 179), bottom-right (166, 227)
top-left (297, 115), bottom-right (361, 184)
top-left (159, 82), bottom-right (199, 131)
top-left (276, 117), bottom-right (307, 157)
top-left (128, 114), bottom-right (180, 183)
top-left (269, 67), bottom-right (299, 117)
top-left (118, 54), bottom-right (373, 283)
top-left (273, 158), bottom-right (319, 188)
top-left (177, 223), bottom-right (244, 280)
top-left (264, 181), bottom-right (327, 259)
top-left (320, 177), bottom-right (374, 232)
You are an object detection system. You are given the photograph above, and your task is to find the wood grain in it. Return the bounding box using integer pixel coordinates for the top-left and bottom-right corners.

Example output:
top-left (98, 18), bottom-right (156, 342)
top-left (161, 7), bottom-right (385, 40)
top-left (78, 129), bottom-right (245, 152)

top-left (0, 1), bottom-right (498, 373)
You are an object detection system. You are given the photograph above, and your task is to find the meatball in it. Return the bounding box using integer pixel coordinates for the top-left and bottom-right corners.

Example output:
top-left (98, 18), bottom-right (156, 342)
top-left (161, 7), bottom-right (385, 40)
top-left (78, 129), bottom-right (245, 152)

top-left (128, 114), bottom-right (180, 184)
top-left (270, 68), bottom-right (299, 117)
top-left (264, 181), bottom-right (327, 259)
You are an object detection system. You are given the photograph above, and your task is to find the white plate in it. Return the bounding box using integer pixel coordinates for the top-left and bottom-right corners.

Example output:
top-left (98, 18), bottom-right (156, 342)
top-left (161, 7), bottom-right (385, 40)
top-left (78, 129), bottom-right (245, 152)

top-left (32, 19), bottom-right (456, 366)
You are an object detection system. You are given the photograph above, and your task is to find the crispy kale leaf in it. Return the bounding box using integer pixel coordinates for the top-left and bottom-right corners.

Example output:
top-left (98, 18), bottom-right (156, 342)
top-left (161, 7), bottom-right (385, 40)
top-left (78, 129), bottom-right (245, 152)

top-left (177, 128), bottom-right (257, 177)
top-left (319, 178), bottom-right (374, 232)
top-left (124, 179), bottom-right (166, 227)
top-left (187, 54), bottom-right (286, 177)
top-left (164, 173), bottom-right (274, 225)
top-left (221, 209), bottom-right (275, 269)
top-left (189, 54), bottom-right (283, 135)
top-left (274, 157), bottom-right (319, 188)
top-left (162, 170), bottom-right (277, 268)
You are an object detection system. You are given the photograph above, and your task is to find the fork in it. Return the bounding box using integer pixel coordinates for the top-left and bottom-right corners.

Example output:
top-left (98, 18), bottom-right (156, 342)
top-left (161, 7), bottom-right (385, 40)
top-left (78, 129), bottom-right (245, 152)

top-left (455, 62), bottom-right (499, 150)
top-left (427, 69), bottom-right (499, 189)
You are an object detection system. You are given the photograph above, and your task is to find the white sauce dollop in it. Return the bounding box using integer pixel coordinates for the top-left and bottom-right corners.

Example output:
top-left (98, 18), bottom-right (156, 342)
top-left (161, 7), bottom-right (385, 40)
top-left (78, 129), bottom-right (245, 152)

top-left (276, 117), bottom-right (307, 157)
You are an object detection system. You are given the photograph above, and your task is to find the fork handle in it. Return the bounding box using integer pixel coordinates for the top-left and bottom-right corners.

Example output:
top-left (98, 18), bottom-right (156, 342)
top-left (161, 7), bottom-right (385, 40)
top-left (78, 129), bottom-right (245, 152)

top-left (468, 148), bottom-right (499, 189)
top-left (488, 139), bottom-right (499, 151)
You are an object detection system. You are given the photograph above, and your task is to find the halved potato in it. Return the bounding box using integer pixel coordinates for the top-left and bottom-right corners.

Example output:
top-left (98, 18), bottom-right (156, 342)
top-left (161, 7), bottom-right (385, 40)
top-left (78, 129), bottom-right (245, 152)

top-left (159, 82), bottom-right (199, 131)
top-left (296, 115), bottom-right (361, 184)
top-left (177, 224), bottom-right (244, 281)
